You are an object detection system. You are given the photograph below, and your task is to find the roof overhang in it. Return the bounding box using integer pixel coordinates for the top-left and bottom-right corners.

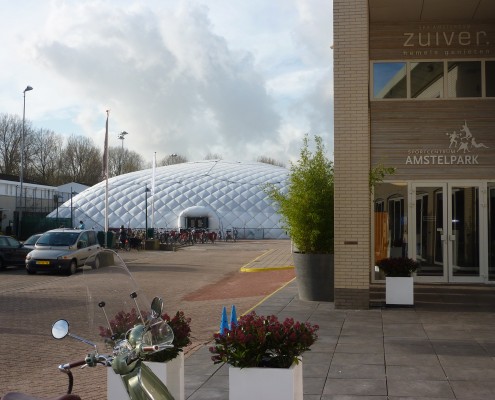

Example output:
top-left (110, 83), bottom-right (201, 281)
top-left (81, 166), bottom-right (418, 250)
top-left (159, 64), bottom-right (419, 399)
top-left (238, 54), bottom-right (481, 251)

top-left (369, 0), bottom-right (495, 23)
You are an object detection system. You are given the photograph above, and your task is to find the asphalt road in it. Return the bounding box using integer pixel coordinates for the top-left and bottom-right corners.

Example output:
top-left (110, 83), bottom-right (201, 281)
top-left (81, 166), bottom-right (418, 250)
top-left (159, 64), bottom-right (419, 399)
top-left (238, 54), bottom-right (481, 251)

top-left (0, 240), bottom-right (294, 398)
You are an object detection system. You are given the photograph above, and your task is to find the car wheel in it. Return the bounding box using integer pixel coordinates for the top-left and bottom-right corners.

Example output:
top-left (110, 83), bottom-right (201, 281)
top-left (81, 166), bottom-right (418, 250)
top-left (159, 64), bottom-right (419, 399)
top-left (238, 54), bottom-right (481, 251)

top-left (26, 267), bottom-right (36, 275)
top-left (66, 260), bottom-right (77, 276)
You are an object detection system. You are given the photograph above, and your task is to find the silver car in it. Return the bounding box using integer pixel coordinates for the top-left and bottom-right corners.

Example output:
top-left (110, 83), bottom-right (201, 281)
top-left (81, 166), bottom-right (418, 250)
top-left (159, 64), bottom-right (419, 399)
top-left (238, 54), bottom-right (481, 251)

top-left (25, 229), bottom-right (101, 275)
top-left (22, 233), bottom-right (43, 250)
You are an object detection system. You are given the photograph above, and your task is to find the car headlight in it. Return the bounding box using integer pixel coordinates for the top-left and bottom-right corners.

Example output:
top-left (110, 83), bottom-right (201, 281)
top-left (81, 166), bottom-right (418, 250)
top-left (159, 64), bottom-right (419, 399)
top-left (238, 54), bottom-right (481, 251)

top-left (26, 254), bottom-right (31, 261)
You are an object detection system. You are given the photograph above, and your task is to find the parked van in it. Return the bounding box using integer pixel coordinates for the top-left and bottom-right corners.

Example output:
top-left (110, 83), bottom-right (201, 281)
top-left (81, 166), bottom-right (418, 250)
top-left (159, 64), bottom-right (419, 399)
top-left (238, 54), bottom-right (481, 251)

top-left (25, 229), bottom-right (101, 275)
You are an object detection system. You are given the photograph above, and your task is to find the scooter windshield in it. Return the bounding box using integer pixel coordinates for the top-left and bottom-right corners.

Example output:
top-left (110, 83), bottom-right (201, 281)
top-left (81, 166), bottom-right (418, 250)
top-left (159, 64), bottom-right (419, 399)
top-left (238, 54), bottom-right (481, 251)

top-left (81, 249), bottom-right (174, 353)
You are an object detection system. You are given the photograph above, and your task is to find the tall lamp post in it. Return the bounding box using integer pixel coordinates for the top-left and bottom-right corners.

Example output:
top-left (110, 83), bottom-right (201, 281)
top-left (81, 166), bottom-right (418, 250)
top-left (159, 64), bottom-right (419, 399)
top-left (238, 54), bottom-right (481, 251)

top-left (117, 131), bottom-right (129, 175)
top-left (19, 85), bottom-right (33, 239)
top-left (70, 188), bottom-right (78, 228)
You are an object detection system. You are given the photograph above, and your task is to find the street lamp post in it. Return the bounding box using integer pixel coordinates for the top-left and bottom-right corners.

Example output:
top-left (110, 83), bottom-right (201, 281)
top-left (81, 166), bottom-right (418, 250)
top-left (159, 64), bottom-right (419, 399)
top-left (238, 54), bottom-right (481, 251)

top-left (54, 194), bottom-right (60, 225)
top-left (117, 131), bottom-right (129, 175)
top-left (70, 188), bottom-right (78, 228)
top-left (19, 85), bottom-right (33, 238)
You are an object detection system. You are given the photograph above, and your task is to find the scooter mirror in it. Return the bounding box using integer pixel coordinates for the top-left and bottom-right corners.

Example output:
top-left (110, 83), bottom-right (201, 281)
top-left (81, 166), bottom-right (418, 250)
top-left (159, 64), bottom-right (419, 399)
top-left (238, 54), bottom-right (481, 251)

top-left (52, 319), bottom-right (69, 339)
top-left (150, 297), bottom-right (163, 319)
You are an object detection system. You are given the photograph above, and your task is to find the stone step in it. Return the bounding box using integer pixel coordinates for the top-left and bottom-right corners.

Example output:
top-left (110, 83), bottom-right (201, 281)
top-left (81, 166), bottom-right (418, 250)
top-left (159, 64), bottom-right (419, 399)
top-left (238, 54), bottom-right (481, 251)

top-left (370, 283), bottom-right (495, 310)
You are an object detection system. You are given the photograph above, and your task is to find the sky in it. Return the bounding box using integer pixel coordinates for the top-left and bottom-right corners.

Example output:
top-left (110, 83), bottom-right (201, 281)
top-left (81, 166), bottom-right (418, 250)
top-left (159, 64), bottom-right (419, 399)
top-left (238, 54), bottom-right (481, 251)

top-left (0, 0), bottom-right (333, 165)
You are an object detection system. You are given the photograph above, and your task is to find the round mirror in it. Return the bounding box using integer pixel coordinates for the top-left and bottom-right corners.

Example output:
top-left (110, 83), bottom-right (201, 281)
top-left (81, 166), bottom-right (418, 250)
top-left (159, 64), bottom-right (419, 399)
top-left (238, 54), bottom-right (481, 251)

top-left (52, 319), bottom-right (69, 339)
top-left (150, 297), bottom-right (163, 319)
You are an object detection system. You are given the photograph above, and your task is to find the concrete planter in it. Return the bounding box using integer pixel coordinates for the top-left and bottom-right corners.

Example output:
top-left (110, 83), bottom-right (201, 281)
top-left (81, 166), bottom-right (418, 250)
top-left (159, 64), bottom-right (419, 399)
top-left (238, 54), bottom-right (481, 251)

top-left (107, 352), bottom-right (184, 400)
top-left (293, 252), bottom-right (334, 301)
top-left (386, 276), bottom-right (414, 305)
top-left (145, 239), bottom-right (160, 250)
top-left (229, 361), bottom-right (303, 400)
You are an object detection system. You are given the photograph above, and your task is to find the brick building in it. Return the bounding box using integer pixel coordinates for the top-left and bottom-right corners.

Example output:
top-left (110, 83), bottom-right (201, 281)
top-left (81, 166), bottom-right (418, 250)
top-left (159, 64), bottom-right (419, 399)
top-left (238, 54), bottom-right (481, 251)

top-left (333, 0), bottom-right (495, 308)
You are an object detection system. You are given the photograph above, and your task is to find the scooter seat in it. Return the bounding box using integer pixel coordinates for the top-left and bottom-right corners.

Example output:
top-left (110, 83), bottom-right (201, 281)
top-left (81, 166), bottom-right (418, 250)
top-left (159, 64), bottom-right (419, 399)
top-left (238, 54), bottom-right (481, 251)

top-left (2, 393), bottom-right (81, 400)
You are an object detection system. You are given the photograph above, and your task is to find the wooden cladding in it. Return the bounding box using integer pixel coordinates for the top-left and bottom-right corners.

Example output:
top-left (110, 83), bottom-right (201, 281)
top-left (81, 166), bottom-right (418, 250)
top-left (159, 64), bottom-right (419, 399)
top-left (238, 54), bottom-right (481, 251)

top-left (370, 101), bottom-right (495, 180)
top-left (370, 22), bottom-right (495, 60)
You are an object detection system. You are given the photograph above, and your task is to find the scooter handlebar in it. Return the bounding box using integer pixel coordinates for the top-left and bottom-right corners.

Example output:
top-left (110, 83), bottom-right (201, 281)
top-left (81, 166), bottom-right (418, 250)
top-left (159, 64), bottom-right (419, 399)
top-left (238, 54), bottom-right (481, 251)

top-left (141, 344), bottom-right (173, 353)
top-left (141, 345), bottom-right (159, 352)
top-left (59, 359), bottom-right (87, 371)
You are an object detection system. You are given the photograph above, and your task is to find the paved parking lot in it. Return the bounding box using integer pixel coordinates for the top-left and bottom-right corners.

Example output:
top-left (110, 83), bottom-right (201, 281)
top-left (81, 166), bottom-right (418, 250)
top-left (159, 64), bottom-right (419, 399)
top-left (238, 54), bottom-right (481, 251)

top-left (0, 240), bottom-right (294, 398)
top-left (4, 241), bottom-right (495, 399)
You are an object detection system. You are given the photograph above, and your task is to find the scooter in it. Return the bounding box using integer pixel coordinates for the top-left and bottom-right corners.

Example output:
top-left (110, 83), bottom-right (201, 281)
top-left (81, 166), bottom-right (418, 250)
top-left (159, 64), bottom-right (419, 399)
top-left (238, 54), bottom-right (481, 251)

top-left (3, 250), bottom-right (176, 400)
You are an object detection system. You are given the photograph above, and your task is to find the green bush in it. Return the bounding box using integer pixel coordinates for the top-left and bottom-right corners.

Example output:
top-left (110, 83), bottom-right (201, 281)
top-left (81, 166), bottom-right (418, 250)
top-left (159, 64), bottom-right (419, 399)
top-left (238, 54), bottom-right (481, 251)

top-left (264, 135), bottom-right (334, 254)
top-left (376, 257), bottom-right (419, 277)
top-left (209, 312), bottom-right (319, 369)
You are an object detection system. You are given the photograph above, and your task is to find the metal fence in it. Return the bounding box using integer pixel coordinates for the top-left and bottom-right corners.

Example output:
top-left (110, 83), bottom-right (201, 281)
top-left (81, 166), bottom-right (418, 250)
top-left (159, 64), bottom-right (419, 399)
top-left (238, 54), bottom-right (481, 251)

top-left (229, 227), bottom-right (288, 240)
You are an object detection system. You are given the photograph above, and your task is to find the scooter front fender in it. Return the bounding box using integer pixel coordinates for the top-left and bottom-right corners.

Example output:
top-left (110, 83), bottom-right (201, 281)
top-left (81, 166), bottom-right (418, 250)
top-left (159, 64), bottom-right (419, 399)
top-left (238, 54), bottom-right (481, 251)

top-left (121, 362), bottom-right (175, 400)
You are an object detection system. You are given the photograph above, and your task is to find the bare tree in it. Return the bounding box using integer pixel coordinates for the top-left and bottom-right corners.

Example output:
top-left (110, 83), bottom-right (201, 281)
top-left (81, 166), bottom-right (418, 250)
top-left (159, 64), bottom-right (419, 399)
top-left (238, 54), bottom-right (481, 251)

top-left (257, 155), bottom-right (286, 168)
top-left (60, 135), bottom-right (102, 185)
top-left (29, 128), bottom-right (63, 184)
top-left (82, 154), bottom-right (103, 186)
top-left (0, 113), bottom-right (24, 175)
top-left (204, 152), bottom-right (223, 160)
top-left (159, 153), bottom-right (187, 166)
top-left (122, 150), bottom-right (145, 174)
top-left (0, 113), bottom-right (172, 186)
top-left (108, 146), bottom-right (145, 177)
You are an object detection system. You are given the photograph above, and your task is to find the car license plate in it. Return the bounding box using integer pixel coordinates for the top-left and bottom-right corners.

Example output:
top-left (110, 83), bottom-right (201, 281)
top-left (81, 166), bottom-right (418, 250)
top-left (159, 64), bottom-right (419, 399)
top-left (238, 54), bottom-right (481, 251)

top-left (36, 261), bottom-right (50, 265)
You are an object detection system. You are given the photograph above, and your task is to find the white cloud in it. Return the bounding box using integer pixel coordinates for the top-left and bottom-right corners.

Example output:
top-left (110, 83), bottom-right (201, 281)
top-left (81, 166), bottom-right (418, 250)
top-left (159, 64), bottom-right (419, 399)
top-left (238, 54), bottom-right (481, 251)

top-left (0, 0), bottom-right (334, 164)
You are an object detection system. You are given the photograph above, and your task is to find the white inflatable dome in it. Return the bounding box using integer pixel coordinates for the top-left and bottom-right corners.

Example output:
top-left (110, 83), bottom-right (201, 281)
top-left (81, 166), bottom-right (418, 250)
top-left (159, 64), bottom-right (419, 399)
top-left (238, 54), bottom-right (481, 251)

top-left (49, 160), bottom-right (289, 239)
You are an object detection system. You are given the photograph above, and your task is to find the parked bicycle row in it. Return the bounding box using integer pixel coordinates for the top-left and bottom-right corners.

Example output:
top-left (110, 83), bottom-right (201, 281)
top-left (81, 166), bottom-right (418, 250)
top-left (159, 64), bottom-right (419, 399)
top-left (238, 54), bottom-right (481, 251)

top-left (112, 227), bottom-right (239, 251)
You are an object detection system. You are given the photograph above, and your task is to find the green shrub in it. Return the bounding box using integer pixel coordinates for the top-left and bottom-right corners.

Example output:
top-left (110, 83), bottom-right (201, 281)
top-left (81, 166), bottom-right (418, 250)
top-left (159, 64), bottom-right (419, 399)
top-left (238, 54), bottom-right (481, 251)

top-left (376, 257), bottom-right (418, 277)
top-left (265, 135), bottom-right (334, 254)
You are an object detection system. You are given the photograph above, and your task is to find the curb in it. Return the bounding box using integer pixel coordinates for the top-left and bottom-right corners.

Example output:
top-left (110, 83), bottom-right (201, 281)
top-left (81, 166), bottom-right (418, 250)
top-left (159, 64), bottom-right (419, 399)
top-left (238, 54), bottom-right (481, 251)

top-left (240, 265), bottom-right (294, 272)
top-left (239, 248), bottom-right (294, 273)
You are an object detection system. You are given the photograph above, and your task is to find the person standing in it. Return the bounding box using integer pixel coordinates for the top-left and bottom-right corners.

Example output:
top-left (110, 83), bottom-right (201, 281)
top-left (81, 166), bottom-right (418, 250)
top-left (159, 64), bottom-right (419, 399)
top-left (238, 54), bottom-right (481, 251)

top-left (78, 220), bottom-right (85, 229)
top-left (119, 225), bottom-right (128, 249)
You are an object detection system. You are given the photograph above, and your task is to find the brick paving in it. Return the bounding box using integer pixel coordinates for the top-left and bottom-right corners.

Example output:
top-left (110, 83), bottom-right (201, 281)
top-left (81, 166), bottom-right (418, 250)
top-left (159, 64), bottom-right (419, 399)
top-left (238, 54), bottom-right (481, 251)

top-left (5, 241), bottom-right (495, 399)
top-left (0, 240), bottom-right (294, 399)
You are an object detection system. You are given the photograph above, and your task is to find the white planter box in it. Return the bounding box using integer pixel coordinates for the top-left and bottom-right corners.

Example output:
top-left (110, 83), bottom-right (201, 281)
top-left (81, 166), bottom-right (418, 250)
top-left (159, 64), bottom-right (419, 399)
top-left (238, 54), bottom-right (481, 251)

top-left (229, 361), bottom-right (303, 400)
top-left (386, 276), bottom-right (414, 305)
top-left (107, 352), bottom-right (184, 400)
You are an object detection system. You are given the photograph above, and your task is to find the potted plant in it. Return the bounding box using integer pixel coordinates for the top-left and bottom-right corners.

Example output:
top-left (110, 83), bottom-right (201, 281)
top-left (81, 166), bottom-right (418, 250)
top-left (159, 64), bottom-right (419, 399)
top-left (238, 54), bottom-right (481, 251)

top-left (264, 134), bottom-right (334, 301)
top-left (103, 309), bottom-right (191, 400)
top-left (376, 257), bottom-right (418, 305)
top-left (209, 311), bottom-right (319, 400)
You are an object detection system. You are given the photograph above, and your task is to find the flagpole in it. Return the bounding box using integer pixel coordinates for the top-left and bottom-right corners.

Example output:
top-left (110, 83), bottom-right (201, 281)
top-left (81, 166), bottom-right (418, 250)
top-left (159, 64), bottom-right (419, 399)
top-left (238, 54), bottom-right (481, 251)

top-left (151, 152), bottom-right (156, 234)
top-left (104, 110), bottom-right (110, 247)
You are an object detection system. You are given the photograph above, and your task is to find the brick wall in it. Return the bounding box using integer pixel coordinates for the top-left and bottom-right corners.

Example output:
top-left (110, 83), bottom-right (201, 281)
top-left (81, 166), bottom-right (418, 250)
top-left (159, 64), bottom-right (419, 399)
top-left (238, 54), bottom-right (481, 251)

top-left (333, 0), bottom-right (371, 309)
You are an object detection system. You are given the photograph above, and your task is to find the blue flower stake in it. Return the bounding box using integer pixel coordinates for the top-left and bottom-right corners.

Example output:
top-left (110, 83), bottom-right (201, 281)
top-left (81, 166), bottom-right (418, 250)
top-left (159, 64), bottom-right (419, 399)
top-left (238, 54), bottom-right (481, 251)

top-left (230, 305), bottom-right (237, 329)
top-left (220, 306), bottom-right (229, 334)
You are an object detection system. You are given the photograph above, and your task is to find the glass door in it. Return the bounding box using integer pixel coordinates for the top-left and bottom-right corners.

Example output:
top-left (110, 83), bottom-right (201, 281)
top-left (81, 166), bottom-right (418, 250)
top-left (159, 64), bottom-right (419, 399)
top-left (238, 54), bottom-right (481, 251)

top-left (414, 184), bottom-right (447, 281)
top-left (412, 182), bottom-right (484, 283)
top-left (489, 184), bottom-right (495, 280)
top-left (448, 185), bottom-right (480, 281)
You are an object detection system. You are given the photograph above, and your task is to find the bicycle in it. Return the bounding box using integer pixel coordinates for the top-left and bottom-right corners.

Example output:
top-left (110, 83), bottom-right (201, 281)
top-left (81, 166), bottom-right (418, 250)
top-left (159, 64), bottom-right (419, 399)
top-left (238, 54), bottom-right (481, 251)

top-left (116, 239), bottom-right (130, 252)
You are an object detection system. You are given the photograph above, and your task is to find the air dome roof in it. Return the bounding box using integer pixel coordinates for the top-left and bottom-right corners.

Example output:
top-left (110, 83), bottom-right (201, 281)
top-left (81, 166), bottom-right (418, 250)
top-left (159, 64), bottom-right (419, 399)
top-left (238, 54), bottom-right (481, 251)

top-left (50, 160), bottom-right (289, 239)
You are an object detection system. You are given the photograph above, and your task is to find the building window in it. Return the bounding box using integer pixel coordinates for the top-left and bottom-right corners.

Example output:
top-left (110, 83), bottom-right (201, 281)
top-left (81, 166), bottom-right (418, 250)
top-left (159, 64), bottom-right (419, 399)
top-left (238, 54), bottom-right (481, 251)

top-left (411, 62), bottom-right (444, 99)
top-left (447, 61), bottom-right (481, 98)
top-left (373, 62), bottom-right (407, 99)
top-left (372, 59), bottom-right (493, 100)
top-left (487, 61), bottom-right (495, 97)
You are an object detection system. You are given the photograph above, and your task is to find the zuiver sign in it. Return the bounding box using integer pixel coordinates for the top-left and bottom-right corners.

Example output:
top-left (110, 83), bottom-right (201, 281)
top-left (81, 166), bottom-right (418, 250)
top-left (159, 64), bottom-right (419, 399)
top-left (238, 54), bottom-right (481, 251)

top-left (403, 25), bottom-right (490, 57)
top-left (370, 23), bottom-right (495, 60)
top-left (406, 121), bottom-right (489, 165)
